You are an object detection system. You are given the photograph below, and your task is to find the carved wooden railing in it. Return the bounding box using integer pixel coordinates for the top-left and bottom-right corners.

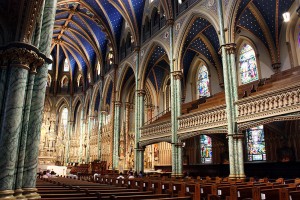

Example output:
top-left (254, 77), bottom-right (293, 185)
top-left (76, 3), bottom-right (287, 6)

top-left (140, 119), bottom-right (171, 144)
top-left (237, 82), bottom-right (300, 123)
top-left (178, 105), bottom-right (227, 135)
top-left (140, 78), bottom-right (300, 143)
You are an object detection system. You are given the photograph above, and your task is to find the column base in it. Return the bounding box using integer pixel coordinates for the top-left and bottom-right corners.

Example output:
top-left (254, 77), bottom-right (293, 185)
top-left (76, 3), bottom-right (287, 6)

top-left (228, 174), bottom-right (237, 180)
top-left (171, 173), bottom-right (183, 178)
top-left (14, 189), bottom-right (27, 200)
top-left (0, 190), bottom-right (16, 200)
top-left (22, 188), bottom-right (40, 200)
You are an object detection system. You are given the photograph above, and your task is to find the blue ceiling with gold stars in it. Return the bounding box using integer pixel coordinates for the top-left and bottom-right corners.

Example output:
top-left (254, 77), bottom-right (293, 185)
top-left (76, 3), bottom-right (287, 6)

top-left (50, 0), bottom-right (146, 95)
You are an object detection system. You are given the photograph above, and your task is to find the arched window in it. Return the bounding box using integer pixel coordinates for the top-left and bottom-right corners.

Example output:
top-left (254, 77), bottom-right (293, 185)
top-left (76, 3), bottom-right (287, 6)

top-left (239, 44), bottom-right (259, 84)
top-left (48, 55), bottom-right (53, 70)
top-left (64, 58), bottom-right (70, 72)
top-left (61, 76), bottom-right (69, 88)
top-left (246, 125), bottom-right (266, 161)
top-left (77, 75), bottom-right (83, 87)
top-left (61, 107), bottom-right (68, 132)
top-left (97, 61), bottom-right (101, 75)
top-left (200, 135), bottom-right (212, 164)
top-left (197, 65), bottom-right (210, 98)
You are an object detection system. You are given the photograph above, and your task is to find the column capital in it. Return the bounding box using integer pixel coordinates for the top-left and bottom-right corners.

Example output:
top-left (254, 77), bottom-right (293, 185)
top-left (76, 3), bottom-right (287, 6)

top-left (272, 63), bottom-right (281, 71)
top-left (136, 89), bottom-right (146, 97)
top-left (114, 101), bottom-right (122, 107)
top-left (219, 43), bottom-right (237, 55)
top-left (171, 71), bottom-right (183, 80)
top-left (167, 19), bottom-right (174, 26)
top-left (125, 102), bottom-right (132, 108)
top-left (134, 46), bottom-right (140, 52)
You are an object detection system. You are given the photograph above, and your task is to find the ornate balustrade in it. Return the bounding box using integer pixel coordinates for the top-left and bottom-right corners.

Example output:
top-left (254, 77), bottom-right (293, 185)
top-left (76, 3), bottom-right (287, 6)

top-left (178, 105), bottom-right (227, 137)
top-left (237, 82), bottom-right (300, 123)
top-left (140, 119), bottom-right (171, 146)
top-left (140, 83), bottom-right (300, 143)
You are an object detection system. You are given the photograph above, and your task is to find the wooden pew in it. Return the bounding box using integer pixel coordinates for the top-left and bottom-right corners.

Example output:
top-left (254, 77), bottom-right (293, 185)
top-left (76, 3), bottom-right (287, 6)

top-left (110, 193), bottom-right (170, 199)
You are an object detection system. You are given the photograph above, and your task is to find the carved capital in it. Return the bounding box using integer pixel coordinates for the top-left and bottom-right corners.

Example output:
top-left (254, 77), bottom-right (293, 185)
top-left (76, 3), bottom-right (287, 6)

top-left (114, 101), bottom-right (122, 107)
top-left (172, 71), bottom-right (183, 80)
top-left (167, 19), bottom-right (174, 26)
top-left (136, 89), bottom-right (146, 97)
top-left (272, 63), bottom-right (281, 71)
top-left (134, 46), bottom-right (140, 52)
top-left (4, 48), bottom-right (45, 71)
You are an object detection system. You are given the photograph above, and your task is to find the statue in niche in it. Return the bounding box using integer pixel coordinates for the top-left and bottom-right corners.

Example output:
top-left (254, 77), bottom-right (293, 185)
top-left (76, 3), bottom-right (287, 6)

top-left (154, 144), bottom-right (159, 161)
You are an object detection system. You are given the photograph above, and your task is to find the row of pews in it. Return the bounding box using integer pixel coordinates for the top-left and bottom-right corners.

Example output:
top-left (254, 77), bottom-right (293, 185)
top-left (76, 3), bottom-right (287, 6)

top-left (37, 175), bottom-right (300, 200)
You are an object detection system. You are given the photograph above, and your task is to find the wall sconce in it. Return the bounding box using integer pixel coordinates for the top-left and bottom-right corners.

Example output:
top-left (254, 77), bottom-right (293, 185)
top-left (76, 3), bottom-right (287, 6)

top-left (283, 12), bottom-right (291, 22)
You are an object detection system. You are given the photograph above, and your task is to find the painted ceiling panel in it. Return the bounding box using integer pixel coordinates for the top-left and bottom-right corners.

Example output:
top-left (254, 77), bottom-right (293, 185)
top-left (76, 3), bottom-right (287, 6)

top-left (146, 46), bottom-right (166, 77)
top-left (189, 38), bottom-right (214, 65)
top-left (237, 8), bottom-right (268, 46)
top-left (183, 50), bottom-right (196, 80)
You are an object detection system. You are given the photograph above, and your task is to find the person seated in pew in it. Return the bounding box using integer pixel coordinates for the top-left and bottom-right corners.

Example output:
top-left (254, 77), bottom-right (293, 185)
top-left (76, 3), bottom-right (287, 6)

top-left (42, 171), bottom-right (49, 178)
top-left (138, 171), bottom-right (143, 178)
top-left (128, 172), bottom-right (135, 179)
top-left (117, 172), bottom-right (125, 179)
top-left (94, 173), bottom-right (100, 181)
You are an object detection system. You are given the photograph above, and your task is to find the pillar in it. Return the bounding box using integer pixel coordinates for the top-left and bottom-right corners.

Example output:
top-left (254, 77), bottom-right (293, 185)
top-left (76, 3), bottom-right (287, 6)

top-left (217, 0), bottom-right (245, 179)
top-left (97, 110), bottom-right (105, 160)
top-left (22, 0), bottom-right (57, 199)
top-left (113, 101), bottom-right (121, 169)
top-left (135, 90), bottom-right (145, 173)
top-left (65, 120), bottom-right (74, 165)
top-left (15, 66), bottom-right (38, 200)
top-left (0, 47), bottom-right (41, 200)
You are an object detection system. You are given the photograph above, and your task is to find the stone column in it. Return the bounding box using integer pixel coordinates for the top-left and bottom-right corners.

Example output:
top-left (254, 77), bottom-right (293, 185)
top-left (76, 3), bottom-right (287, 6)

top-left (113, 101), bottom-right (121, 169)
top-left (15, 60), bottom-right (42, 200)
top-left (0, 47), bottom-right (42, 200)
top-left (65, 120), bottom-right (74, 165)
top-left (135, 90), bottom-right (145, 173)
top-left (171, 70), bottom-right (183, 177)
top-left (86, 114), bottom-right (94, 163)
top-left (226, 44), bottom-right (245, 179)
top-left (217, 0), bottom-right (241, 179)
top-left (125, 102), bottom-right (131, 169)
top-left (97, 110), bottom-right (105, 160)
top-left (22, 0), bottom-right (57, 199)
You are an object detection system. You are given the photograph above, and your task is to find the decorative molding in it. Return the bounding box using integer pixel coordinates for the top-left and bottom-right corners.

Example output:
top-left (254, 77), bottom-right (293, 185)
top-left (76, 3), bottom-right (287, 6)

top-left (172, 71), bottom-right (183, 80)
top-left (136, 89), bottom-right (146, 97)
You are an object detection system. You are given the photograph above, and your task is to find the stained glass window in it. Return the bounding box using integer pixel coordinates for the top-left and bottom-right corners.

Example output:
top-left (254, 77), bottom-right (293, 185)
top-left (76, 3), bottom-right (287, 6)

top-left (200, 135), bottom-right (212, 164)
top-left (48, 55), bottom-right (53, 70)
top-left (64, 59), bottom-right (70, 72)
top-left (239, 44), bottom-right (259, 84)
top-left (61, 108), bottom-right (68, 132)
top-left (197, 65), bottom-right (210, 97)
top-left (247, 125), bottom-right (266, 161)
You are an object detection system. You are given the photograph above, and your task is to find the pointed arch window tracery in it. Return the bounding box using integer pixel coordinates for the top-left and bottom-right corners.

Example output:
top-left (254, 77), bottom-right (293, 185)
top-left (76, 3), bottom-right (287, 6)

top-left (239, 43), bottom-right (259, 84)
top-left (197, 65), bottom-right (210, 98)
top-left (64, 59), bottom-right (70, 72)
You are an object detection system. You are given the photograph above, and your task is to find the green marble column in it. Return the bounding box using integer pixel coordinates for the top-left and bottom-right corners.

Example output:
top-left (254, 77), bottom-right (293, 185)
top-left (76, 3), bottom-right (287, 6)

top-left (97, 111), bottom-right (104, 160)
top-left (65, 97), bottom-right (73, 165)
top-left (113, 102), bottom-right (121, 169)
top-left (135, 90), bottom-right (145, 173)
top-left (0, 49), bottom-right (34, 199)
top-left (86, 114), bottom-right (94, 163)
top-left (167, 19), bottom-right (183, 177)
top-left (0, 61), bottom-right (8, 116)
top-left (22, 0), bottom-right (57, 198)
top-left (217, 0), bottom-right (240, 179)
top-left (14, 70), bottom-right (36, 200)
top-left (79, 110), bottom-right (85, 163)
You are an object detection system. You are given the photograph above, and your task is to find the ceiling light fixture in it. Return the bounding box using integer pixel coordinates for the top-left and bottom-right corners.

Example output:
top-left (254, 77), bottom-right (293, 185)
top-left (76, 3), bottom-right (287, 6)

top-left (283, 12), bottom-right (291, 22)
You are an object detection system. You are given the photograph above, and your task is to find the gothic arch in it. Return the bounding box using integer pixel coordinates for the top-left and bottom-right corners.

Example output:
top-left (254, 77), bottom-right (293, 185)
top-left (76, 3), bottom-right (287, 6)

top-left (139, 42), bottom-right (170, 90)
top-left (174, 12), bottom-right (220, 64)
top-left (115, 63), bottom-right (135, 101)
